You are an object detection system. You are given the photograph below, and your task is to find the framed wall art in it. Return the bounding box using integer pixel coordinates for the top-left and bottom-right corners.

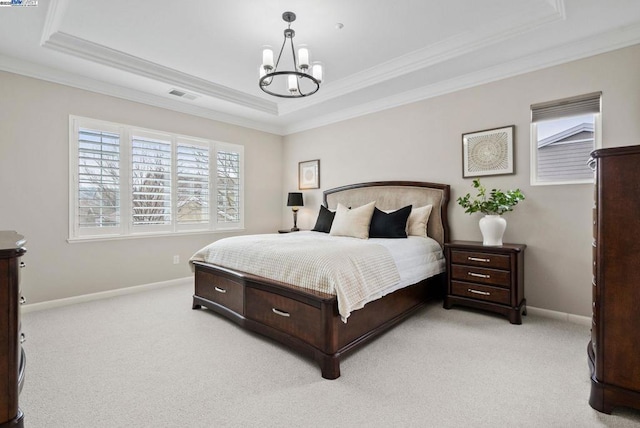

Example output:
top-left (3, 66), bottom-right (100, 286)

top-left (462, 125), bottom-right (515, 178)
top-left (298, 159), bottom-right (320, 189)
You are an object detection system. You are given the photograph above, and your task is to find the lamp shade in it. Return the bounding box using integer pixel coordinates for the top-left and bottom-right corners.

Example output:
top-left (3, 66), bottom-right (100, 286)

top-left (287, 192), bottom-right (304, 207)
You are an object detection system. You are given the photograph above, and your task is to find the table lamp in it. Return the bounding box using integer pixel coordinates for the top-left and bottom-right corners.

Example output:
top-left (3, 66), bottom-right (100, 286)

top-left (287, 192), bottom-right (304, 231)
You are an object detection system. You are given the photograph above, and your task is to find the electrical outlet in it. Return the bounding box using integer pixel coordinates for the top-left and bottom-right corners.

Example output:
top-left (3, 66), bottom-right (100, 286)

top-left (173, 255), bottom-right (180, 264)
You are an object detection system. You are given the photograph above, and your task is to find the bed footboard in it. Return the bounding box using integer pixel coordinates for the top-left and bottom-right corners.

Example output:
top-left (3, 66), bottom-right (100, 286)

top-left (192, 261), bottom-right (444, 379)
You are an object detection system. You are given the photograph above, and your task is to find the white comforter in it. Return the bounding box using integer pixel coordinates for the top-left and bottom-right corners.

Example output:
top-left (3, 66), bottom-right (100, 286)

top-left (190, 231), bottom-right (445, 321)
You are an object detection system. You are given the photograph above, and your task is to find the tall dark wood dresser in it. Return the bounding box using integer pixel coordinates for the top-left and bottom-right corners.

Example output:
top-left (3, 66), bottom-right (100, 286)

top-left (587, 146), bottom-right (640, 414)
top-left (0, 231), bottom-right (26, 428)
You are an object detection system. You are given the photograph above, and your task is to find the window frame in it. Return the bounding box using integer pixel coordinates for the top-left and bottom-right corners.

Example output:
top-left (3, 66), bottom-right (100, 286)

top-left (530, 93), bottom-right (602, 186)
top-left (69, 116), bottom-right (244, 242)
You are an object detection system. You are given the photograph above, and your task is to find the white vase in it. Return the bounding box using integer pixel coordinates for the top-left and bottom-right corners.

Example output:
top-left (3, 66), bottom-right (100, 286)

top-left (479, 215), bottom-right (507, 246)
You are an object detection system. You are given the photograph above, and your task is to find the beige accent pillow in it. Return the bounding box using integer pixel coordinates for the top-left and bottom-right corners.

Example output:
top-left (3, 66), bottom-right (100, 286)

top-left (407, 204), bottom-right (433, 237)
top-left (329, 201), bottom-right (376, 239)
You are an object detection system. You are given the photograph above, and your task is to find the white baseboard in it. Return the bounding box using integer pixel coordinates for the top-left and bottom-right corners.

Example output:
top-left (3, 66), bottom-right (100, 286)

top-left (526, 306), bottom-right (591, 326)
top-left (22, 279), bottom-right (592, 326)
top-left (22, 276), bottom-right (192, 314)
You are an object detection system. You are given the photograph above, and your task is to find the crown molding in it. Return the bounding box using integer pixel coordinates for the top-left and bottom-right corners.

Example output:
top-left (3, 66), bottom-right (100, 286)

top-left (283, 22), bottom-right (640, 135)
top-left (40, 0), bottom-right (68, 46)
top-left (0, 54), bottom-right (285, 135)
top-left (41, 31), bottom-right (278, 115)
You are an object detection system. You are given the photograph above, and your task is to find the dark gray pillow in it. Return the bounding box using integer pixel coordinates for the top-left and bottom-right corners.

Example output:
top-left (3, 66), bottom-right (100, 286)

top-left (312, 205), bottom-right (335, 233)
top-left (369, 205), bottom-right (412, 238)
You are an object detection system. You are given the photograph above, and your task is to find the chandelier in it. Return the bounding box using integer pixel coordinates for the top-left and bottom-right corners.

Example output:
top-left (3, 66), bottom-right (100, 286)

top-left (259, 11), bottom-right (323, 98)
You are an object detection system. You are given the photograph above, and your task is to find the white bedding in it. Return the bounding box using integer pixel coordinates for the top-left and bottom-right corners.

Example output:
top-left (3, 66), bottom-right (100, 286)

top-left (190, 231), bottom-right (445, 321)
top-left (367, 234), bottom-right (446, 295)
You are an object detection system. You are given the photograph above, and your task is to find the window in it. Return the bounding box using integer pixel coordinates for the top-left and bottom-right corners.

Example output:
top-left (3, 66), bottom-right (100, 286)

top-left (530, 92), bottom-right (601, 185)
top-left (176, 141), bottom-right (210, 225)
top-left (216, 149), bottom-right (241, 223)
top-left (131, 133), bottom-right (172, 229)
top-left (76, 125), bottom-right (121, 235)
top-left (69, 116), bottom-right (244, 240)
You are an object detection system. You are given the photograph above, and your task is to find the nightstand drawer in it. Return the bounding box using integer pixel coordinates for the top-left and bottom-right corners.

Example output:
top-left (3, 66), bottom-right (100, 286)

top-left (450, 250), bottom-right (510, 269)
top-left (451, 264), bottom-right (510, 287)
top-left (451, 281), bottom-right (510, 305)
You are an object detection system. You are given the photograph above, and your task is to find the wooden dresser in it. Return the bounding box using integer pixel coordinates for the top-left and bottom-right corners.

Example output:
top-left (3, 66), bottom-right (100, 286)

top-left (0, 231), bottom-right (26, 428)
top-left (443, 240), bottom-right (526, 324)
top-left (588, 145), bottom-right (640, 414)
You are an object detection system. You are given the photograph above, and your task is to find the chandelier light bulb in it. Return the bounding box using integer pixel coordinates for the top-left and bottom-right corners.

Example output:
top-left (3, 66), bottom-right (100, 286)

top-left (262, 47), bottom-right (274, 70)
top-left (298, 46), bottom-right (309, 70)
top-left (288, 75), bottom-right (298, 93)
top-left (312, 63), bottom-right (323, 83)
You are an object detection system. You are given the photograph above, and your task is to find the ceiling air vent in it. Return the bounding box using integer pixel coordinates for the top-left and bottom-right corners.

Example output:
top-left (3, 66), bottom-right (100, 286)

top-left (168, 89), bottom-right (198, 101)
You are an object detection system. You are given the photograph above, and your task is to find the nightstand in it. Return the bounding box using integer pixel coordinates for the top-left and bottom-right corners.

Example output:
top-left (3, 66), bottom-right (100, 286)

top-left (443, 240), bottom-right (526, 324)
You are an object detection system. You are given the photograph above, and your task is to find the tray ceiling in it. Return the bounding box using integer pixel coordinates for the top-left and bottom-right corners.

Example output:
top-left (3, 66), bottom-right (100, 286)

top-left (1, 0), bottom-right (639, 135)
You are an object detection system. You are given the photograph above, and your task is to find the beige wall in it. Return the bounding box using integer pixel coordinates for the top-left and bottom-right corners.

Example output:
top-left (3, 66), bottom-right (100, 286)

top-left (3, 43), bottom-right (639, 315)
top-left (0, 71), bottom-right (284, 304)
top-left (283, 44), bottom-right (640, 317)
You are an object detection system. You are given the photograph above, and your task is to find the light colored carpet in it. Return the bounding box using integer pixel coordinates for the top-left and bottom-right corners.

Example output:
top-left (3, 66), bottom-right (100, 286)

top-left (20, 282), bottom-right (640, 427)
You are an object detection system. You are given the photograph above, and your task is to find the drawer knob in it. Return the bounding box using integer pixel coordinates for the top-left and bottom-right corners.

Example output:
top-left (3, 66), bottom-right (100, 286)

top-left (272, 308), bottom-right (291, 317)
top-left (468, 289), bottom-right (491, 296)
top-left (20, 261), bottom-right (26, 268)
top-left (468, 257), bottom-right (490, 263)
top-left (20, 296), bottom-right (26, 305)
top-left (468, 272), bottom-right (490, 279)
top-left (214, 286), bottom-right (227, 294)
top-left (20, 333), bottom-right (26, 344)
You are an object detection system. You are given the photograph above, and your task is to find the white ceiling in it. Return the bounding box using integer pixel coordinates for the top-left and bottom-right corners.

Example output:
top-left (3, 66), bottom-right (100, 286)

top-left (1, 0), bottom-right (639, 135)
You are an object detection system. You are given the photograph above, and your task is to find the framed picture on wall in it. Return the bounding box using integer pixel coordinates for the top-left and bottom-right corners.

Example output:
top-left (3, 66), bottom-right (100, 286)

top-left (299, 159), bottom-right (320, 189)
top-left (462, 125), bottom-right (515, 178)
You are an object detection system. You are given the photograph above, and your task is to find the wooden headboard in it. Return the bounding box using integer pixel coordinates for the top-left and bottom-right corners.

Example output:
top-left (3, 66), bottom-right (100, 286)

top-left (323, 181), bottom-right (450, 248)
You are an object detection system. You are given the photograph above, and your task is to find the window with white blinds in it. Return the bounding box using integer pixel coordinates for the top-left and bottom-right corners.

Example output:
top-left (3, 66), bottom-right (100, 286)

top-left (69, 116), bottom-right (244, 240)
top-left (177, 142), bottom-right (210, 225)
top-left (77, 128), bottom-right (120, 230)
top-left (216, 150), bottom-right (241, 223)
top-left (131, 135), bottom-right (172, 227)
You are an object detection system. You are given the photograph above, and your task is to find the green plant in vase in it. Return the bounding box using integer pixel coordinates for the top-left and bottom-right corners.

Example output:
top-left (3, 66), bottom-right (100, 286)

top-left (457, 178), bottom-right (525, 245)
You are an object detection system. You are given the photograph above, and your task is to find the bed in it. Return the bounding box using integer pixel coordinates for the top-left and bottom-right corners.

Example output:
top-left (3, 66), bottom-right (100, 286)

top-left (190, 181), bottom-right (450, 379)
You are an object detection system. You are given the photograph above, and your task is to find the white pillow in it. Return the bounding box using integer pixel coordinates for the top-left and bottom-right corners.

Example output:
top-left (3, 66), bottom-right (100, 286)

top-left (407, 204), bottom-right (433, 237)
top-left (329, 201), bottom-right (376, 239)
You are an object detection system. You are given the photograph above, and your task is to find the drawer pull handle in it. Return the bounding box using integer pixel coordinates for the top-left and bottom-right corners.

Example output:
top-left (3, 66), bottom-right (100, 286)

top-left (20, 333), bottom-right (26, 344)
top-left (272, 308), bottom-right (290, 317)
top-left (468, 289), bottom-right (491, 296)
top-left (468, 257), bottom-right (490, 263)
top-left (468, 272), bottom-right (490, 279)
top-left (214, 286), bottom-right (227, 294)
top-left (20, 296), bottom-right (26, 305)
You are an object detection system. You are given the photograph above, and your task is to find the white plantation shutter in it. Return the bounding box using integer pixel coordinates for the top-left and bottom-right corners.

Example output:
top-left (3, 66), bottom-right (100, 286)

top-left (177, 142), bottom-right (210, 225)
top-left (216, 149), bottom-right (241, 223)
top-left (70, 116), bottom-right (244, 240)
top-left (77, 128), bottom-right (120, 229)
top-left (131, 135), bottom-right (172, 226)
